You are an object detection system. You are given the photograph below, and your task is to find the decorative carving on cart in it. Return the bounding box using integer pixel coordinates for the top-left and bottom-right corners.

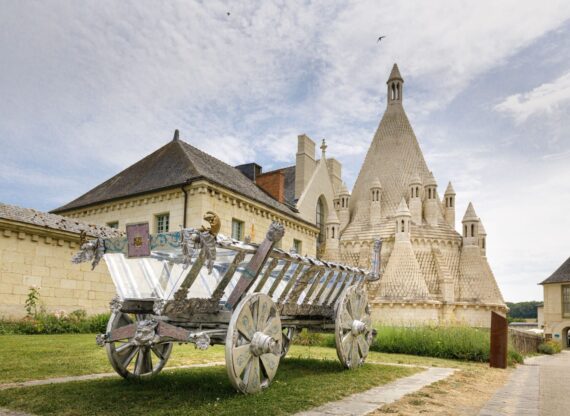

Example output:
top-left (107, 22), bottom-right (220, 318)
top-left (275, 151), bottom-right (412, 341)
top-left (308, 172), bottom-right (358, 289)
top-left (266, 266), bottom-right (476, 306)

top-left (109, 296), bottom-right (123, 314)
top-left (266, 221), bottom-right (285, 243)
top-left (72, 211), bottom-right (380, 394)
top-left (71, 236), bottom-right (105, 270)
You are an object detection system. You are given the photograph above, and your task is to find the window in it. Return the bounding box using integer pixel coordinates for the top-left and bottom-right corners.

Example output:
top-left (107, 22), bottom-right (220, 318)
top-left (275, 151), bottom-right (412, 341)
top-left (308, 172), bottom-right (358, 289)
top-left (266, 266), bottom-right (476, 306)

top-left (231, 218), bottom-right (244, 241)
top-left (155, 214), bottom-right (169, 233)
top-left (401, 220), bottom-right (405, 232)
top-left (316, 198), bottom-right (325, 244)
top-left (563, 286), bottom-right (570, 318)
top-left (471, 224), bottom-right (475, 237)
top-left (293, 239), bottom-right (302, 254)
top-left (107, 221), bottom-right (118, 229)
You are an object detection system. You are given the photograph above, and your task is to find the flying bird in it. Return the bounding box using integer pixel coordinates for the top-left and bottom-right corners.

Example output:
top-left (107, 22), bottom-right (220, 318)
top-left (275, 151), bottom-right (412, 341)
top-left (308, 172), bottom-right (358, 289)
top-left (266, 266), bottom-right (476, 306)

top-left (227, 12), bottom-right (231, 16)
top-left (377, 35), bottom-right (386, 43)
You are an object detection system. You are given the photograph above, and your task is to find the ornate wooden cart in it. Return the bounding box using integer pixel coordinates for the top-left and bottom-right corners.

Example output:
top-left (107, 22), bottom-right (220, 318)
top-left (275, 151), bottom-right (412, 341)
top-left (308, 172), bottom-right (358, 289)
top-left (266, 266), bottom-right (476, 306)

top-left (73, 213), bottom-right (381, 394)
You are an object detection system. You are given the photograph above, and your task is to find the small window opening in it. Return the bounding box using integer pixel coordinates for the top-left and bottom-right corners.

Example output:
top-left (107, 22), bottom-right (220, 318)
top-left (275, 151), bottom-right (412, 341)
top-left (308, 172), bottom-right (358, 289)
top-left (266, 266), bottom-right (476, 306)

top-left (471, 224), bottom-right (475, 237)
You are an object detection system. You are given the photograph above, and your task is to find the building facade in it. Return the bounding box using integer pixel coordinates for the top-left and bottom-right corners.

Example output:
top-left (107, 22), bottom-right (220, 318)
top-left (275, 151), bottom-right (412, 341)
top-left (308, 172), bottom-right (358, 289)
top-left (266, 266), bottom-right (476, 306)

top-left (53, 133), bottom-right (319, 256)
top-left (540, 256), bottom-right (570, 348)
top-left (323, 64), bottom-right (506, 327)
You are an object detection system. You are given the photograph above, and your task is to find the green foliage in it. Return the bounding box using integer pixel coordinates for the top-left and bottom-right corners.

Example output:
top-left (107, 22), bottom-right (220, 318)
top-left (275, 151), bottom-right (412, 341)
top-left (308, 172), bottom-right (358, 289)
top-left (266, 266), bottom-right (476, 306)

top-left (0, 310), bottom-right (109, 335)
top-left (24, 286), bottom-right (41, 318)
top-left (292, 329), bottom-right (332, 346)
top-left (296, 325), bottom-right (525, 365)
top-left (538, 340), bottom-right (562, 355)
top-left (506, 301), bottom-right (542, 319)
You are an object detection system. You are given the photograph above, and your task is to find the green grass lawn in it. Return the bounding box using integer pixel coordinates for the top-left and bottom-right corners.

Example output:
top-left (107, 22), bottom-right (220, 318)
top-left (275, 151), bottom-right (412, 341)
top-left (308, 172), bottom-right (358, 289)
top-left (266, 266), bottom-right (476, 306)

top-left (0, 357), bottom-right (418, 416)
top-left (0, 334), bottom-right (478, 384)
top-left (0, 333), bottom-right (495, 416)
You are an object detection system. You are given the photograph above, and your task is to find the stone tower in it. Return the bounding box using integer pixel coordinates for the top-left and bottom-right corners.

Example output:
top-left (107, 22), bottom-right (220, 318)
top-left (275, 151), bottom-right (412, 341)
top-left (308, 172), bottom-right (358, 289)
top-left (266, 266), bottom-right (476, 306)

top-left (337, 63), bottom-right (506, 327)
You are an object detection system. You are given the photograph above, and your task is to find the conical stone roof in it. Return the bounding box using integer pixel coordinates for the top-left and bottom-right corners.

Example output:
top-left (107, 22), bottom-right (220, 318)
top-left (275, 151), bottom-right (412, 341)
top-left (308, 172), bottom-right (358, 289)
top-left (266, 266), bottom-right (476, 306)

top-left (348, 66), bottom-right (431, 219)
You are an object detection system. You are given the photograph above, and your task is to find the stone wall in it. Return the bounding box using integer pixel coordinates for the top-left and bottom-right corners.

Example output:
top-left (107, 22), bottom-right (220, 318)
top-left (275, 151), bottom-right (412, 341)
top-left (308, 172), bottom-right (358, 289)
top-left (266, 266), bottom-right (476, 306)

top-left (0, 222), bottom-right (114, 318)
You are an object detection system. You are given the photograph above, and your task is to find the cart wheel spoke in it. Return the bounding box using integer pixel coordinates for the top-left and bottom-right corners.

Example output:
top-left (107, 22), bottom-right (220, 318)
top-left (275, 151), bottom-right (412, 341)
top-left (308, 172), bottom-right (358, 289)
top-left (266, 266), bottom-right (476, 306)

top-left (150, 345), bottom-right (166, 361)
top-left (349, 291), bottom-right (360, 319)
top-left (226, 293), bottom-right (281, 394)
top-left (357, 334), bottom-right (369, 358)
top-left (119, 345), bottom-right (139, 368)
top-left (236, 302), bottom-right (255, 341)
top-left (260, 353), bottom-right (279, 381)
top-left (232, 344), bottom-right (252, 377)
top-left (245, 356), bottom-right (261, 393)
top-left (263, 316), bottom-right (282, 341)
top-left (340, 309), bottom-right (353, 330)
top-left (115, 341), bottom-right (135, 354)
top-left (350, 337), bottom-right (360, 366)
top-left (257, 295), bottom-right (272, 330)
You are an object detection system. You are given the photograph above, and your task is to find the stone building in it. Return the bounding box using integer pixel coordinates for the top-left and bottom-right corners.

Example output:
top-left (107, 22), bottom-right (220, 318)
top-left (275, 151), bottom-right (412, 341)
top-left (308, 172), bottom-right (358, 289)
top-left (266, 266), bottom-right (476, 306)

top-left (53, 132), bottom-right (319, 256)
top-left (324, 64), bottom-right (506, 327)
top-left (0, 203), bottom-right (121, 317)
top-left (540, 256), bottom-right (570, 347)
top-left (241, 134), bottom-right (343, 258)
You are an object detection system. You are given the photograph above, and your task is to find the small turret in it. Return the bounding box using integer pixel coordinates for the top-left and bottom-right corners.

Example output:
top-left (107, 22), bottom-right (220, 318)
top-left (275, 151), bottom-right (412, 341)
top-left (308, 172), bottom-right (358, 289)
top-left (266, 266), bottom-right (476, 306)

top-left (324, 211), bottom-right (340, 262)
top-left (462, 202), bottom-right (480, 246)
top-left (423, 172), bottom-right (439, 226)
top-left (387, 63), bottom-right (404, 106)
top-left (408, 174), bottom-right (422, 225)
top-left (336, 182), bottom-right (351, 232)
top-left (443, 182), bottom-right (456, 229)
top-left (395, 198), bottom-right (411, 242)
top-left (370, 177), bottom-right (382, 225)
top-left (479, 220), bottom-right (487, 257)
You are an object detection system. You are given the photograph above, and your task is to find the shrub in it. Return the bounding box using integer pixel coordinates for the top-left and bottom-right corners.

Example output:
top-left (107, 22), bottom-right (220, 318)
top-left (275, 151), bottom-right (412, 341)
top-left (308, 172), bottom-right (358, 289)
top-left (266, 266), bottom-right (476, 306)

top-left (0, 310), bottom-right (109, 335)
top-left (538, 340), bottom-right (562, 355)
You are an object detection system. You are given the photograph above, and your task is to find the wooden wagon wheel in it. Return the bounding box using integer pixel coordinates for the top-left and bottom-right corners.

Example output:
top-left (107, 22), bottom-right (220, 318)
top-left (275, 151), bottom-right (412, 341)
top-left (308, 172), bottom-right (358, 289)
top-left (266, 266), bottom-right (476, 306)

top-left (105, 311), bottom-right (173, 379)
top-left (335, 285), bottom-right (373, 369)
top-left (225, 293), bottom-right (282, 394)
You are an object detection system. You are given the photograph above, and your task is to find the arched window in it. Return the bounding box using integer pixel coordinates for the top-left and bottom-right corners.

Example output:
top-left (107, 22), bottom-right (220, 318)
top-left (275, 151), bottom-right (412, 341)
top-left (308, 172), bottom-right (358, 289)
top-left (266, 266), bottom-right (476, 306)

top-left (391, 83), bottom-right (396, 100)
top-left (464, 225), bottom-right (467, 237)
top-left (396, 83), bottom-right (400, 100)
top-left (401, 220), bottom-right (405, 232)
top-left (332, 227), bottom-right (335, 239)
top-left (482, 238), bottom-right (486, 249)
top-left (316, 198), bottom-right (325, 245)
top-left (471, 224), bottom-right (475, 237)
top-left (450, 198), bottom-right (453, 208)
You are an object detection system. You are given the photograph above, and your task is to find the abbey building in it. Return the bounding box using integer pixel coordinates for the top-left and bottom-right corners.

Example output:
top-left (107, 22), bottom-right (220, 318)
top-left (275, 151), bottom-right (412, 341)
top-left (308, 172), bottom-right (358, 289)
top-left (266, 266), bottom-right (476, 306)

top-left (323, 64), bottom-right (506, 326)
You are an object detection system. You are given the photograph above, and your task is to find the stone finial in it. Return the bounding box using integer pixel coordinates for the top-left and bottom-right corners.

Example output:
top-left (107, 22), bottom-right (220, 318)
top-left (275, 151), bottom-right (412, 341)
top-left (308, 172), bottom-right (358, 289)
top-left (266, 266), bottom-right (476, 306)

top-left (320, 138), bottom-right (327, 158)
top-left (425, 171), bottom-right (437, 187)
top-left (462, 202), bottom-right (479, 222)
top-left (387, 63), bottom-right (403, 83)
top-left (444, 181), bottom-right (456, 195)
top-left (173, 129), bottom-right (180, 141)
top-left (395, 198), bottom-right (411, 217)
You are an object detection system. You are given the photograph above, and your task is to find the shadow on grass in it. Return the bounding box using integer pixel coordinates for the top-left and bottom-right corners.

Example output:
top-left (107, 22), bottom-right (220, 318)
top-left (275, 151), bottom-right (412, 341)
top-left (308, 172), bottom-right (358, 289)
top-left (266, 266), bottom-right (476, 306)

top-left (0, 358), bottom-right (419, 416)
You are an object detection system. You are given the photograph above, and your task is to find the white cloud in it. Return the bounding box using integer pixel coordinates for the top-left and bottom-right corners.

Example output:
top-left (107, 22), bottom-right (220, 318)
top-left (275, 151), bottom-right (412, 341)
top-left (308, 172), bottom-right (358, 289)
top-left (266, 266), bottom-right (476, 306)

top-left (495, 72), bottom-right (570, 123)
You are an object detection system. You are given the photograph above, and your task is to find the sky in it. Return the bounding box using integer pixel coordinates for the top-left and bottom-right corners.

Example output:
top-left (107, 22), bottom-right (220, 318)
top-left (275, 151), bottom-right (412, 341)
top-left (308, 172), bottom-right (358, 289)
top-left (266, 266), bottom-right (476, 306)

top-left (1, 1), bottom-right (570, 302)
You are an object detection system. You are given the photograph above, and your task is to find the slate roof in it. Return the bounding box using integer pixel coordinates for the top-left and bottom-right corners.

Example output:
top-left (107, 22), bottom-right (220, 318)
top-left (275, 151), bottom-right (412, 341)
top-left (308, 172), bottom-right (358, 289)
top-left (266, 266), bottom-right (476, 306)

top-left (0, 203), bottom-right (122, 238)
top-left (540, 257), bottom-right (570, 284)
top-left (52, 138), bottom-right (304, 221)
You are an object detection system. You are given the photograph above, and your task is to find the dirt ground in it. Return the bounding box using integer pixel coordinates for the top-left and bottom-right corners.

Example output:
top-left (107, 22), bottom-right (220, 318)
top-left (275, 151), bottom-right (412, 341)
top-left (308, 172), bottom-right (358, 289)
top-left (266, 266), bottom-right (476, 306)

top-left (370, 364), bottom-right (512, 416)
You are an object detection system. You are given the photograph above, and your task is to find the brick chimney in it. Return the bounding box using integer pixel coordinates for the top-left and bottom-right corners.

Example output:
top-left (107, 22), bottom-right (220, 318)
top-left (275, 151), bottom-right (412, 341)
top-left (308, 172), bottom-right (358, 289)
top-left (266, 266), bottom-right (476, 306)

top-left (256, 170), bottom-right (285, 203)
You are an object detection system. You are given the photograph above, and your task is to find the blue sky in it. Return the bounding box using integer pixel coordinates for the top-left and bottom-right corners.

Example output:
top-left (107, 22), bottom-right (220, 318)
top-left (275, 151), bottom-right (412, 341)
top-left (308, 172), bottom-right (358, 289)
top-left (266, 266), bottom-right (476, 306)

top-left (1, 1), bottom-right (570, 302)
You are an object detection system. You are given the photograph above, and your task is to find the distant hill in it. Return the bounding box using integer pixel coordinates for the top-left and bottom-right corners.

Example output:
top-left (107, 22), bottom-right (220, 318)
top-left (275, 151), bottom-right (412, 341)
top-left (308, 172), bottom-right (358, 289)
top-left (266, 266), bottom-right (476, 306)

top-left (506, 301), bottom-right (543, 319)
